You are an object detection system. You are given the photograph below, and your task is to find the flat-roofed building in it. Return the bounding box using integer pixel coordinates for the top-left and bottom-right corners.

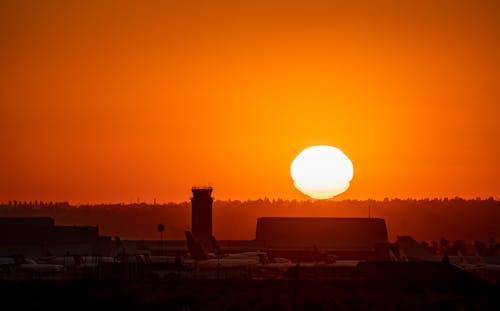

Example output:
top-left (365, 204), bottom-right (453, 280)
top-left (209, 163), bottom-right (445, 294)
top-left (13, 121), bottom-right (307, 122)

top-left (255, 217), bottom-right (389, 260)
top-left (0, 217), bottom-right (111, 256)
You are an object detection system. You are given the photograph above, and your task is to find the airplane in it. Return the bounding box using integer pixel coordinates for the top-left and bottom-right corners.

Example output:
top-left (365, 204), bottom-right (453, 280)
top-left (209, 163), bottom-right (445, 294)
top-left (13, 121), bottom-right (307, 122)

top-left (312, 244), bottom-right (337, 264)
top-left (184, 231), bottom-right (262, 268)
top-left (184, 232), bottom-right (354, 272)
top-left (209, 233), bottom-right (362, 267)
top-left (36, 243), bottom-right (115, 268)
top-left (209, 235), bottom-right (288, 262)
top-left (124, 253), bottom-right (179, 264)
top-left (455, 252), bottom-right (500, 284)
top-left (113, 236), bottom-right (177, 263)
top-left (397, 236), bottom-right (459, 263)
top-left (37, 254), bottom-right (115, 268)
top-left (5, 254), bottom-right (65, 273)
top-left (209, 234), bottom-right (298, 272)
top-left (397, 236), bottom-right (500, 268)
top-left (393, 236), bottom-right (500, 283)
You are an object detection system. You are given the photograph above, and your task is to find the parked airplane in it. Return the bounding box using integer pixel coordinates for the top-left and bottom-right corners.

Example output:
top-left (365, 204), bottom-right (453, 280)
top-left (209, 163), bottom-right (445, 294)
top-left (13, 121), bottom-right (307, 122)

top-left (184, 231), bottom-right (263, 268)
top-left (37, 244), bottom-right (115, 268)
top-left (37, 255), bottom-right (115, 268)
top-left (113, 236), bottom-right (177, 263)
top-left (4, 254), bottom-right (65, 273)
top-left (184, 232), bottom-right (354, 272)
top-left (209, 234), bottom-right (297, 272)
top-left (397, 236), bottom-right (500, 269)
top-left (209, 235), bottom-right (289, 262)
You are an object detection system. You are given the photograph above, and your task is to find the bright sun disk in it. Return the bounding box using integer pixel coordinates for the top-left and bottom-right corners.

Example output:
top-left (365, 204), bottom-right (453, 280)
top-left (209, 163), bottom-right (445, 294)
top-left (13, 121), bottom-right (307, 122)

top-left (291, 145), bottom-right (354, 199)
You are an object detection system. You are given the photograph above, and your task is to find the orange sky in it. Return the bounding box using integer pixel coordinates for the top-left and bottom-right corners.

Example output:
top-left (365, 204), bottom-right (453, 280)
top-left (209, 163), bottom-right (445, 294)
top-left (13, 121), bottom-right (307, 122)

top-left (1, 1), bottom-right (499, 203)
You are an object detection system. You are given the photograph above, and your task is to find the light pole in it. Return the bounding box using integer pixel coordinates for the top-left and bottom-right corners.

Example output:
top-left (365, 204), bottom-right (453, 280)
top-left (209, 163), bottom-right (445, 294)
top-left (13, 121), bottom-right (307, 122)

top-left (157, 224), bottom-right (165, 258)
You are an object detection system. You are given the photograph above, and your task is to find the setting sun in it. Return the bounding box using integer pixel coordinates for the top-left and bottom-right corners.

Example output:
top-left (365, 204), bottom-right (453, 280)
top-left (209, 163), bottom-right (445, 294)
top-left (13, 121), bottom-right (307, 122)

top-left (291, 146), bottom-right (354, 199)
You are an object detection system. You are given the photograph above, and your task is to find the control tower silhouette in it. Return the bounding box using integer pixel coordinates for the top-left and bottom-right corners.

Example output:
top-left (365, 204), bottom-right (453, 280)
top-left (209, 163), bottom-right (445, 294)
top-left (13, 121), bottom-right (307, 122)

top-left (191, 187), bottom-right (213, 252)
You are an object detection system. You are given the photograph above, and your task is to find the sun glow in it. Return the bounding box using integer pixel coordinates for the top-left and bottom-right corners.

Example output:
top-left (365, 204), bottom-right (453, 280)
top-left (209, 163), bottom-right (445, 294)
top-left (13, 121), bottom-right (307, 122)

top-left (291, 145), bottom-right (354, 199)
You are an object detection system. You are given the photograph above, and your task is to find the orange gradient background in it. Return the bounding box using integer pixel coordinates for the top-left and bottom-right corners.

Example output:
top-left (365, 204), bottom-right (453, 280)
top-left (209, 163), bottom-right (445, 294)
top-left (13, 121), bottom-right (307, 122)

top-left (1, 1), bottom-right (499, 203)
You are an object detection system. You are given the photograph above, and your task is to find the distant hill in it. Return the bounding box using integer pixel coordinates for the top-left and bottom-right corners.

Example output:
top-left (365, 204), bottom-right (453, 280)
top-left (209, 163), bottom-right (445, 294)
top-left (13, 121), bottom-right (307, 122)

top-left (0, 198), bottom-right (499, 242)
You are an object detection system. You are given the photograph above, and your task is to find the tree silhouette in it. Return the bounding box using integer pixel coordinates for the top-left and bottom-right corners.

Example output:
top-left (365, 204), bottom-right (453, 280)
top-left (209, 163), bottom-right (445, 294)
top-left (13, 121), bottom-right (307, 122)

top-left (474, 240), bottom-right (486, 256)
top-left (439, 237), bottom-right (450, 254)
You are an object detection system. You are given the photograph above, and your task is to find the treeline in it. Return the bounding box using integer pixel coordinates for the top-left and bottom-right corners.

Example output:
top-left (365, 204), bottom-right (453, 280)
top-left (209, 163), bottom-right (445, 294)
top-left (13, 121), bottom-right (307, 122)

top-left (0, 198), bottom-right (499, 242)
top-left (1, 201), bottom-right (71, 208)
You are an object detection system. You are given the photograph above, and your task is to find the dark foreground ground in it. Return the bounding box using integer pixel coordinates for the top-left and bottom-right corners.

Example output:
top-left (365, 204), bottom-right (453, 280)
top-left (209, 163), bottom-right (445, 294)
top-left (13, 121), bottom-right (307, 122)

top-left (0, 277), bottom-right (498, 311)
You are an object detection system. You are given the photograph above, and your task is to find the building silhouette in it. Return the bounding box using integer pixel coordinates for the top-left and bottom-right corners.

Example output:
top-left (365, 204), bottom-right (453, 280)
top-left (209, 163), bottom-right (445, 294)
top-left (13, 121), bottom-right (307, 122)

top-left (255, 217), bottom-right (389, 260)
top-left (256, 217), bottom-right (388, 249)
top-left (191, 187), bottom-right (213, 252)
top-left (0, 217), bottom-right (111, 256)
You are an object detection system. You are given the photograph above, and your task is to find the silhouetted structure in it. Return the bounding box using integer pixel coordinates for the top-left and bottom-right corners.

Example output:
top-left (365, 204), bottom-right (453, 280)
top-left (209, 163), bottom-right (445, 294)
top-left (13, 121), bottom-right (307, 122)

top-left (256, 217), bottom-right (388, 249)
top-left (191, 187), bottom-right (213, 252)
top-left (0, 217), bottom-right (111, 256)
top-left (255, 217), bottom-right (389, 260)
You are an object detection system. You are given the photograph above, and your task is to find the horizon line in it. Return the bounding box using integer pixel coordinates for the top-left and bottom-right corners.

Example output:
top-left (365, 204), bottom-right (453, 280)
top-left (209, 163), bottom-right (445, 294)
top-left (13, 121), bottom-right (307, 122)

top-left (1, 196), bottom-right (500, 206)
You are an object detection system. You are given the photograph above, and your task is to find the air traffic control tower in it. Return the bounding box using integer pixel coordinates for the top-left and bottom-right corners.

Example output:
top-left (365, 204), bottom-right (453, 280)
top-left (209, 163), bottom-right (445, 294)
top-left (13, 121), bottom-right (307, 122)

top-left (191, 187), bottom-right (213, 251)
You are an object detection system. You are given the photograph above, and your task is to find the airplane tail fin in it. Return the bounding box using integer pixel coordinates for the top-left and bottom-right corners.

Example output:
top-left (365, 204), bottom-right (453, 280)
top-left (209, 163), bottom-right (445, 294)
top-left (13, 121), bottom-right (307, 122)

top-left (185, 231), bottom-right (208, 260)
top-left (258, 253), bottom-right (270, 265)
top-left (397, 236), bottom-right (434, 261)
top-left (389, 249), bottom-right (399, 261)
top-left (211, 235), bottom-right (223, 256)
